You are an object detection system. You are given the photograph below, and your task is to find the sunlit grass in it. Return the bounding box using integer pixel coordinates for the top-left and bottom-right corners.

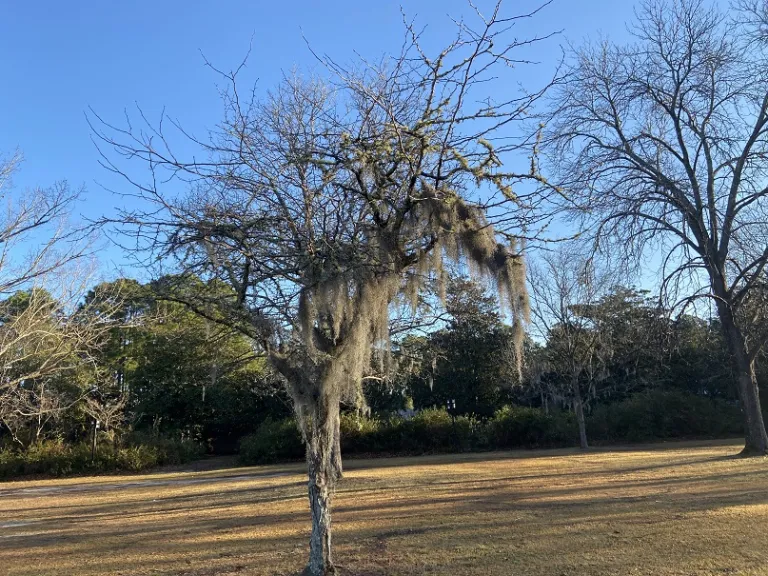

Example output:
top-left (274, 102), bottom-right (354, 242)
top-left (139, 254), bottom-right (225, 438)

top-left (1, 440), bottom-right (767, 575)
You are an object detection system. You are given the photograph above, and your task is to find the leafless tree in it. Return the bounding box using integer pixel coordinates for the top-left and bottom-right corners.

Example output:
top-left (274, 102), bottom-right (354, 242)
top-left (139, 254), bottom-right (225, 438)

top-left (0, 153), bottom-right (120, 444)
top-left (83, 386), bottom-right (128, 446)
top-left (528, 247), bottom-right (613, 449)
top-left (0, 152), bottom-right (86, 293)
top-left (93, 2), bottom-right (557, 572)
top-left (0, 280), bottom-right (124, 444)
top-left (1, 379), bottom-right (64, 445)
top-left (545, 0), bottom-right (768, 454)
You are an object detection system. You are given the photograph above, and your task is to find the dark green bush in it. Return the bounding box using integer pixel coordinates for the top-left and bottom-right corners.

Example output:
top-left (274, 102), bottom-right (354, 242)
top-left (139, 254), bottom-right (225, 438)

top-left (0, 435), bottom-right (204, 480)
top-left (238, 418), bottom-right (304, 464)
top-left (488, 405), bottom-right (578, 448)
top-left (339, 412), bottom-right (384, 453)
top-left (124, 432), bottom-right (205, 466)
top-left (587, 389), bottom-right (743, 442)
top-left (408, 408), bottom-right (461, 451)
top-left (235, 390), bottom-right (745, 465)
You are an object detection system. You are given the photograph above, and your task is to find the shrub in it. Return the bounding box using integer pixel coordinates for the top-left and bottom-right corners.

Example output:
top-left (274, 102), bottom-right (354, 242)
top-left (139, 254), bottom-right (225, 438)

top-left (238, 418), bottom-right (304, 465)
top-left (587, 389), bottom-right (743, 443)
top-left (407, 408), bottom-right (456, 451)
top-left (115, 446), bottom-right (154, 472)
top-left (234, 390), bottom-right (744, 465)
top-left (339, 412), bottom-right (384, 453)
top-left (124, 433), bottom-right (204, 466)
top-left (400, 409), bottom-right (478, 453)
top-left (489, 406), bottom-right (577, 449)
top-left (0, 435), bottom-right (204, 480)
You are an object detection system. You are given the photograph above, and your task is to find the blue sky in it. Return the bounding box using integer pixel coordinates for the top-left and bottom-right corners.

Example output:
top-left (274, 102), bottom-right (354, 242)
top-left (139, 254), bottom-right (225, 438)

top-left (0, 1), bottom-right (637, 273)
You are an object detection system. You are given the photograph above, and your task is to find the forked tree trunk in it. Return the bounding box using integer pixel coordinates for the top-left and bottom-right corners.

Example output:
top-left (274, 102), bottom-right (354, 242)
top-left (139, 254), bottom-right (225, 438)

top-left (716, 300), bottom-right (768, 456)
top-left (572, 377), bottom-right (589, 450)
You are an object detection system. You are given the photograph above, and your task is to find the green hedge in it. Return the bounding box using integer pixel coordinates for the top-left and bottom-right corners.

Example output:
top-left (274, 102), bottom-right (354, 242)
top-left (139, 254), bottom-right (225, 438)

top-left (238, 418), bottom-right (305, 464)
top-left (0, 436), bottom-right (204, 479)
top-left (587, 389), bottom-right (743, 442)
top-left (238, 390), bottom-right (746, 465)
top-left (341, 408), bottom-right (479, 454)
top-left (488, 405), bottom-right (578, 448)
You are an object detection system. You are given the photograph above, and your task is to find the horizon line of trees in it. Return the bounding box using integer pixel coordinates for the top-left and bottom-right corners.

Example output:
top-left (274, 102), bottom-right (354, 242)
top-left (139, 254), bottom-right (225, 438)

top-left (1, 270), bottom-right (758, 455)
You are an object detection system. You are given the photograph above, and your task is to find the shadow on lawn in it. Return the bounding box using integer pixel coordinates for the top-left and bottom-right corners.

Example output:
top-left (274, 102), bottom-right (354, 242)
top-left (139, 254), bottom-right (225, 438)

top-left (1, 442), bottom-right (765, 575)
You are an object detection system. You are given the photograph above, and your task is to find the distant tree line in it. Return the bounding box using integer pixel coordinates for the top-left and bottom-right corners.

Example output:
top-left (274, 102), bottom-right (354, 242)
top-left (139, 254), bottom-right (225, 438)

top-left (0, 276), bottom-right (291, 452)
top-left (2, 270), bottom-right (758, 457)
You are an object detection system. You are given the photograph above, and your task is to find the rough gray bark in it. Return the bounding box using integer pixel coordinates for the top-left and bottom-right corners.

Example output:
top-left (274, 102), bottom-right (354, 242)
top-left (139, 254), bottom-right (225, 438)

top-left (331, 416), bottom-right (343, 481)
top-left (306, 431), bottom-right (336, 576)
top-left (572, 378), bottom-right (589, 450)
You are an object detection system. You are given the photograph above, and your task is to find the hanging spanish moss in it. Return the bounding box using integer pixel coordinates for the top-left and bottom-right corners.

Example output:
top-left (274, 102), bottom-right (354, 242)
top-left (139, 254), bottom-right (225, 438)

top-left (285, 190), bottom-right (529, 443)
top-left (410, 192), bottom-right (530, 374)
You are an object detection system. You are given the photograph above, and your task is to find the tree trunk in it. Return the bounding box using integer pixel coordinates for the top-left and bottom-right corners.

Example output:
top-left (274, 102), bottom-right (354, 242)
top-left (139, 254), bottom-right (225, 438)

top-left (331, 414), bottom-right (343, 481)
top-left (304, 403), bottom-right (339, 576)
top-left (572, 377), bottom-right (588, 450)
top-left (736, 367), bottom-right (767, 456)
top-left (306, 443), bottom-right (335, 575)
top-left (716, 300), bottom-right (768, 456)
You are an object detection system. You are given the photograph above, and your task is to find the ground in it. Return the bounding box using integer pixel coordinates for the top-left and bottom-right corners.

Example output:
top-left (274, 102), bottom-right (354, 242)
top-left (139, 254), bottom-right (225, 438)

top-left (1, 440), bottom-right (767, 576)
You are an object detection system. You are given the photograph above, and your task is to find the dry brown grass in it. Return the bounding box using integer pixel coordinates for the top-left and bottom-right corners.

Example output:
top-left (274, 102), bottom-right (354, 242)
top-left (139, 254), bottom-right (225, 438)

top-left (1, 440), bottom-right (767, 576)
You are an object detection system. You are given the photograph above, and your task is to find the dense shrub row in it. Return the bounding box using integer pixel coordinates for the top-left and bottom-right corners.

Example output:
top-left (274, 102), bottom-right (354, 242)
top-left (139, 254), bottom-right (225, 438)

top-left (4, 390), bottom-right (742, 477)
top-left (587, 389), bottom-right (744, 442)
top-left (0, 435), bottom-right (203, 479)
top-left (239, 390), bottom-right (745, 465)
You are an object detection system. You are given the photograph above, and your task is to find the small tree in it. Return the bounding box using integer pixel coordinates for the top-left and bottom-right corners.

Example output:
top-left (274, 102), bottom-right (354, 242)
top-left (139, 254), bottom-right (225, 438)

top-left (94, 3), bottom-right (556, 572)
top-left (0, 153), bottom-right (118, 443)
top-left (545, 0), bottom-right (768, 454)
top-left (528, 247), bottom-right (613, 449)
top-left (0, 285), bottom-right (123, 445)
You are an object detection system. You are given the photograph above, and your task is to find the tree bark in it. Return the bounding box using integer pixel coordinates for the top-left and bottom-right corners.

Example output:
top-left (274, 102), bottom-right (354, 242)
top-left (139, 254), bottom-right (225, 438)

top-left (304, 402), bottom-right (339, 576)
top-left (572, 377), bottom-right (589, 450)
top-left (331, 414), bottom-right (343, 481)
top-left (737, 367), bottom-right (767, 456)
top-left (306, 443), bottom-right (335, 575)
top-left (716, 300), bottom-right (768, 456)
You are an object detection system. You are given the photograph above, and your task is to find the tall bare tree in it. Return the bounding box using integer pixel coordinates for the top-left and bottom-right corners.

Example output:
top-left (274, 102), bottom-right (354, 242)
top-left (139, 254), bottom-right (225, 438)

top-left (0, 152), bottom-right (84, 293)
top-left (93, 2), bottom-right (556, 572)
top-left (545, 0), bottom-right (768, 454)
top-left (528, 247), bottom-right (613, 449)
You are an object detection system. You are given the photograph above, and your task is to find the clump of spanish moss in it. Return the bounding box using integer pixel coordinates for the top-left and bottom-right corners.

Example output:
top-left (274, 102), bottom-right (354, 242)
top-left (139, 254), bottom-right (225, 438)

top-left (407, 193), bottom-right (530, 374)
top-left (285, 191), bottom-right (530, 438)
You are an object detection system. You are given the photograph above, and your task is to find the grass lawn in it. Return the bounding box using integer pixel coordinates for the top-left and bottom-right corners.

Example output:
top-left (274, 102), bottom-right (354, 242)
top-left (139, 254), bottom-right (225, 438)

top-left (1, 440), bottom-right (767, 575)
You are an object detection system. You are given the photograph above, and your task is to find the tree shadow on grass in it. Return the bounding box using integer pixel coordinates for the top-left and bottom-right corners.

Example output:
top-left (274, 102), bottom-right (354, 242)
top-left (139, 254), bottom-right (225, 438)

top-left (1, 443), bottom-right (765, 575)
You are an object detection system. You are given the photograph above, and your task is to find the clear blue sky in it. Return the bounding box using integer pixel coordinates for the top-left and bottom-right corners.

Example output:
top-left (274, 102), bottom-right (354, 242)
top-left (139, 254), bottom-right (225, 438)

top-left (0, 0), bottom-right (637, 273)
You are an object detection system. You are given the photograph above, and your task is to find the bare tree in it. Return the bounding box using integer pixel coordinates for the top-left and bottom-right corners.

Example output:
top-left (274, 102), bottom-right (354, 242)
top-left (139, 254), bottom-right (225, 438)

top-left (0, 281), bottom-right (123, 445)
top-left (545, 0), bottom-right (768, 454)
top-left (528, 247), bottom-right (613, 449)
top-left (0, 152), bottom-right (119, 444)
top-left (93, 2), bottom-right (557, 572)
top-left (0, 152), bottom-right (84, 293)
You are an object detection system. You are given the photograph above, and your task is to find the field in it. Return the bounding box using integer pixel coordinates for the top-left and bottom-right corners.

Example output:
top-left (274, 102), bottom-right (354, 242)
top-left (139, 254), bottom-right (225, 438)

top-left (1, 440), bottom-right (767, 576)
